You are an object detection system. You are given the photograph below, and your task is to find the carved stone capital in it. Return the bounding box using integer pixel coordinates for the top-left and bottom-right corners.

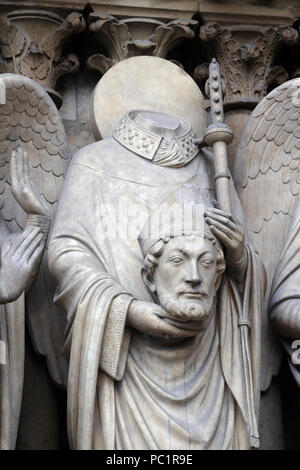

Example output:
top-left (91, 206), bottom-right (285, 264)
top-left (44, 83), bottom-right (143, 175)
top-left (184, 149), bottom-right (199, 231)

top-left (87, 13), bottom-right (197, 75)
top-left (196, 23), bottom-right (298, 106)
top-left (0, 10), bottom-right (85, 108)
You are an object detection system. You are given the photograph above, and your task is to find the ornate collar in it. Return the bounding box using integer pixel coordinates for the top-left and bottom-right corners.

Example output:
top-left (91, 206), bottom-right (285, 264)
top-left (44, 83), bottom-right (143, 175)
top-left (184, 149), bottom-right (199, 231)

top-left (113, 111), bottom-right (199, 168)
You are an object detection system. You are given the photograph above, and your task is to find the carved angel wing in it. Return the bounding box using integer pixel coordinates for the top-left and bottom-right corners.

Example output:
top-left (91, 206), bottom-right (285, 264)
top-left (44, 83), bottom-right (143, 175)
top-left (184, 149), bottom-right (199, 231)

top-left (234, 78), bottom-right (300, 391)
top-left (0, 73), bottom-right (71, 386)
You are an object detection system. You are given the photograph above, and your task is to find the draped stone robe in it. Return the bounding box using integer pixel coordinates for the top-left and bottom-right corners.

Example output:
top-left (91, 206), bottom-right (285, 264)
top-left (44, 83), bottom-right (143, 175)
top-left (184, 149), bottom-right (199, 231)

top-left (48, 118), bottom-right (265, 450)
top-left (0, 218), bottom-right (24, 450)
top-left (269, 199), bottom-right (300, 388)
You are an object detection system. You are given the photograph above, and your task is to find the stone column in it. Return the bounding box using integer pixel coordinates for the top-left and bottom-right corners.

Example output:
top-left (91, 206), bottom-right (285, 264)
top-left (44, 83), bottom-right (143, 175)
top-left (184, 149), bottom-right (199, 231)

top-left (0, 9), bottom-right (85, 108)
top-left (195, 23), bottom-right (298, 170)
top-left (87, 13), bottom-right (198, 75)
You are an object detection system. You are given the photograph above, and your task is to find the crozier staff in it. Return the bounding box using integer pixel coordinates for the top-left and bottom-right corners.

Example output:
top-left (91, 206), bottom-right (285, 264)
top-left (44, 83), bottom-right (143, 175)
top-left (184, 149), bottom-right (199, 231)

top-left (200, 59), bottom-right (259, 447)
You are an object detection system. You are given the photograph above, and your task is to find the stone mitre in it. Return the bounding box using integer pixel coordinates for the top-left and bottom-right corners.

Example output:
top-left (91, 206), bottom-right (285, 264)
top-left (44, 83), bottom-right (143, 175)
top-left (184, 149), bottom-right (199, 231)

top-left (138, 183), bottom-right (214, 256)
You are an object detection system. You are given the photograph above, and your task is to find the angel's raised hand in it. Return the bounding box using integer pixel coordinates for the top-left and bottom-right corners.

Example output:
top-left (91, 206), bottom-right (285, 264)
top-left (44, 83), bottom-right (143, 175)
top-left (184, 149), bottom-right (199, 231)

top-left (11, 147), bottom-right (50, 217)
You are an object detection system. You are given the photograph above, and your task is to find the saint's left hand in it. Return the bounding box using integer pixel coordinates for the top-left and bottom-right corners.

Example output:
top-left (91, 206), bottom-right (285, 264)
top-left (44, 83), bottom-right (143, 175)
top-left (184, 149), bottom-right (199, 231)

top-left (204, 208), bottom-right (245, 268)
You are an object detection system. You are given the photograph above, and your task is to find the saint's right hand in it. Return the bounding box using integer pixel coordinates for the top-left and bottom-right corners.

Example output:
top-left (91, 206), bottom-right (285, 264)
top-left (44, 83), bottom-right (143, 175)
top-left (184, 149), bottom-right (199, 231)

top-left (127, 300), bottom-right (199, 340)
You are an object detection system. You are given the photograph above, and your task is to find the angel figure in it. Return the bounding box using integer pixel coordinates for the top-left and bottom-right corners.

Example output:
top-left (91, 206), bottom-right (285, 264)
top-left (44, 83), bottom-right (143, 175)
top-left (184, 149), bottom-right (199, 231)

top-left (0, 147), bottom-right (51, 449)
top-left (233, 77), bottom-right (300, 432)
top-left (268, 197), bottom-right (300, 391)
top-left (0, 73), bottom-right (71, 448)
top-left (2, 147), bottom-right (51, 300)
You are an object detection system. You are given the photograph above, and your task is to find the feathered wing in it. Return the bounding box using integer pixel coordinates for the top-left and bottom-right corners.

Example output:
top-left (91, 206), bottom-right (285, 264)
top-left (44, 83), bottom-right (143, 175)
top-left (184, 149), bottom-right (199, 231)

top-left (0, 73), bottom-right (71, 386)
top-left (234, 78), bottom-right (300, 391)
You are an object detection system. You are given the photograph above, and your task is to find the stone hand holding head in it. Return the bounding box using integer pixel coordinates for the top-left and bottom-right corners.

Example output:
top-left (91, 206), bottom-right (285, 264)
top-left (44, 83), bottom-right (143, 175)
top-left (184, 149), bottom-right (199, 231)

top-left (130, 187), bottom-right (230, 340)
top-left (126, 299), bottom-right (201, 341)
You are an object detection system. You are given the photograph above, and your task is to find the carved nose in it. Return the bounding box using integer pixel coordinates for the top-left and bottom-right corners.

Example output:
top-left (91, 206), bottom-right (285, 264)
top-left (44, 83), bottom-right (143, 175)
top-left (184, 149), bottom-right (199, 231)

top-left (185, 262), bottom-right (202, 286)
top-left (187, 278), bottom-right (201, 287)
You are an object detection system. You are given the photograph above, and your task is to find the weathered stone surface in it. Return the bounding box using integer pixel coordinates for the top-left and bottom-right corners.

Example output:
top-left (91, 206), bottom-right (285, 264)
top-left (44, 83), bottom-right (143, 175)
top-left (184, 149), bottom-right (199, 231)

top-left (46, 55), bottom-right (266, 450)
top-left (58, 69), bottom-right (99, 153)
top-left (0, 0), bottom-right (199, 20)
top-left (0, 9), bottom-right (85, 107)
top-left (197, 0), bottom-right (300, 26)
top-left (234, 78), bottom-right (300, 385)
top-left (91, 56), bottom-right (206, 140)
top-left (89, 0), bottom-right (198, 20)
top-left (0, 0), bottom-right (300, 452)
top-left (195, 21), bottom-right (298, 182)
top-left (87, 13), bottom-right (198, 75)
top-left (0, 73), bottom-right (73, 449)
top-left (198, 23), bottom-right (298, 105)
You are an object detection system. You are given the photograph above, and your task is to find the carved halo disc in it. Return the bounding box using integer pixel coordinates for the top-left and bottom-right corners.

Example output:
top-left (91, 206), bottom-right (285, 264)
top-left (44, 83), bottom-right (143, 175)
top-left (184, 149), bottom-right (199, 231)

top-left (90, 56), bottom-right (206, 140)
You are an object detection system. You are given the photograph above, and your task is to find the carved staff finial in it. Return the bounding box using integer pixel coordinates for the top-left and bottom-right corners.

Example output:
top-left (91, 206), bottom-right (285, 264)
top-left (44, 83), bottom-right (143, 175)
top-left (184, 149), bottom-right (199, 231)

top-left (209, 57), bottom-right (224, 123)
top-left (200, 58), bottom-right (234, 212)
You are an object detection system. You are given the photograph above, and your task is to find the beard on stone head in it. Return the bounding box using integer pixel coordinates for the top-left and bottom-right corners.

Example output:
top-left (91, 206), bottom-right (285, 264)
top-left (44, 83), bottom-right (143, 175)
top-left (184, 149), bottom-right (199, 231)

top-left (141, 232), bottom-right (224, 333)
top-left (155, 287), bottom-right (216, 330)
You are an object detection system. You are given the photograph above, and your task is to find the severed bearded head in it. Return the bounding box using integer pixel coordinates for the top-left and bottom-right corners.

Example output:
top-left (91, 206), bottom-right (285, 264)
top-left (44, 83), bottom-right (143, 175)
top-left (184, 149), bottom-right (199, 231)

top-left (138, 186), bottom-right (226, 330)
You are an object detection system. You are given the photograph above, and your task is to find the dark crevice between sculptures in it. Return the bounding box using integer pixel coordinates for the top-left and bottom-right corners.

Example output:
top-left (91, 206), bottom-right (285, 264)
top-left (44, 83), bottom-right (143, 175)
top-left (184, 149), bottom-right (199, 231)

top-left (279, 358), bottom-right (300, 450)
top-left (16, 325), bottom-right (68, 450)
top-left (270, 20), bottom-right (300, 93)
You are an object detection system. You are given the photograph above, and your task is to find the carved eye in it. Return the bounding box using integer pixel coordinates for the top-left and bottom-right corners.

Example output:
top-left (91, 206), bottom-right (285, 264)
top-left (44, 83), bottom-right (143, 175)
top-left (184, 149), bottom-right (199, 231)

top-left (202, 258), bottom-right (214, 267)
top-left (169, 257), bottom-right (183, 265)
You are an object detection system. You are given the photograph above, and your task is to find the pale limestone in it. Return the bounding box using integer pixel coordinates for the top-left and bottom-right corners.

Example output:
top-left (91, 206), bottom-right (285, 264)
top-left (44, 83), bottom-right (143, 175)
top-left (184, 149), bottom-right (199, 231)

top-left (91, 56), bottom-right (207, 140)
